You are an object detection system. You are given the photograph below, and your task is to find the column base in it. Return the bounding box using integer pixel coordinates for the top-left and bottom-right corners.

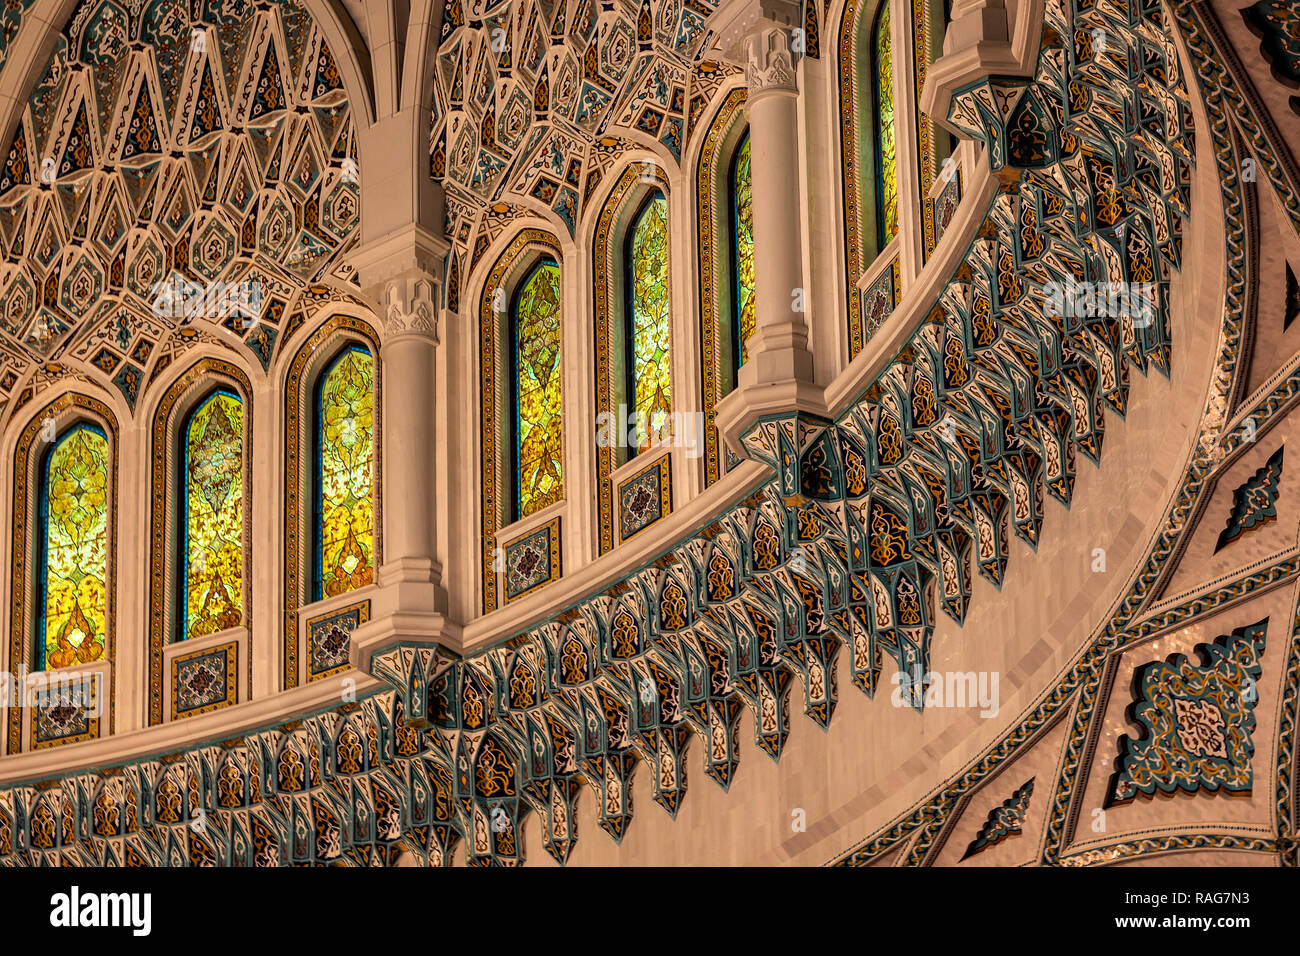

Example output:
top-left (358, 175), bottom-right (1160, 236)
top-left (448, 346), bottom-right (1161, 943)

top-left (349, 557), bottom-right (463, 676)
top-left (714, 376), bottom-right (831, 460)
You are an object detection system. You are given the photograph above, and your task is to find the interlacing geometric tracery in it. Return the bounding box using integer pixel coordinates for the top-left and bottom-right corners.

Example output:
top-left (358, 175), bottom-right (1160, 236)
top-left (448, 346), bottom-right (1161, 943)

top-left (0, 0), bottom-right (361, 418)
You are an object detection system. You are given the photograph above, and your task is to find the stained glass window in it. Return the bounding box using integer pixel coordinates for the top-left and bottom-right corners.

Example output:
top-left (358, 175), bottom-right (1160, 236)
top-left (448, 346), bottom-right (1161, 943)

top-left (181, 390), bottom-right (244, 640)
top-left (511, 259), bottom-right (564, 520)
top-left (920, 0), bottom-right (958, 177)
top-left (626, 192), bottom-right (672, 452)
top-left (315, 347), bottom-right (375, 599)
top-left (37, 424), bottom-right (109, 670)
top-left (730, 132), bottom-right (755, 369)
top-left (873, 0), bottom-right (898, 248)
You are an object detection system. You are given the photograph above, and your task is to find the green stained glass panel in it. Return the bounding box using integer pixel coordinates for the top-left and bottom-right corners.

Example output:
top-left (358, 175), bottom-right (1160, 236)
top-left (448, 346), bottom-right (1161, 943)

top-left (183, 391), bottom-right (244, 640)
top-left (629, 194), bottom-right (672, 448)
top-left (514, 260), bottom-right (564, 518)
top-left (732, 134), bottom-right (755, 366)
top-left (875, 0), bottom-right (898, 247)
top-left (39, 425), bottom-right (109, 670)
top-left (317, 348), bottom-right (375, 598)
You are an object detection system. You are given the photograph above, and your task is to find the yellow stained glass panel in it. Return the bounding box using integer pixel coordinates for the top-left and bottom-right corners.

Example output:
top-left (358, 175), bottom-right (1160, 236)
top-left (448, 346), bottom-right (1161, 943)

top-left (40, 425), bottom-right (109, 670)
top-left (733, 134), bottom-right (755, 365)
top-left (184, 391), bottom-right (244, 640)
top-left (629, 194), bottom-right (672, 448)
top-left (318, 348), bottom-right (375, 597)
top-left (514, 262), bottom-right (563, 518)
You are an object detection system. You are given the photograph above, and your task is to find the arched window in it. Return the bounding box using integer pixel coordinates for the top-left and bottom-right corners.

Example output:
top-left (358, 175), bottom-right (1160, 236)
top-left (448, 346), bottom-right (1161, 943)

top-left (314, 346), bottom-right (376, 600)
top-left (923, 0), bottom-right (958, 165)
top-left (729, 131), bottom-right (755, 371)
top-left (180, 389), bottom-right (244, 641)
top-left (36, 424), bottom-right (109, 671)
top-left (510, 258), bottom-right (564, 521)
top-left (625, 191), bottom-right (672, 454)
top-left (873, 0), bottom-right (899, 249)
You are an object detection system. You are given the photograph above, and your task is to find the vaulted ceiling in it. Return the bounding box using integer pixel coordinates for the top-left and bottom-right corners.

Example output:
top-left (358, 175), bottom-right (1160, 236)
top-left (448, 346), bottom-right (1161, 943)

top-left (0, 0), bottom-right (363, 418)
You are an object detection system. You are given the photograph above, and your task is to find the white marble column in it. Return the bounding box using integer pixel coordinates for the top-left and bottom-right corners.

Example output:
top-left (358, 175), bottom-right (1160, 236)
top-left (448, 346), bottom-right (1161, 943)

top-left (379, 272), bottom-right (441, 593)
top-left (739, 23), bottom-right (816, 389)
top-left (709, 0), bottom-right (830, 454)
top-left (347, 223), bottom-right (463, 669)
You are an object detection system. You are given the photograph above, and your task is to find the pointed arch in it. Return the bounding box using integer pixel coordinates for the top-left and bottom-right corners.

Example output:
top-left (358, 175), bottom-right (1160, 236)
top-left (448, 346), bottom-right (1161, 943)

top-left (6, 389), bottom-right (118, 753)
top-left (695, 86), bottom-right (749, 485)
top-left (592, 160), bottom-right (673, 555)
top-left (478, 228), bottom-right (564, 613)
top-left (147, 357), bottom-right (253, 726)
top-left (837, 0), bottom-right (902, 357)
top-left (282, 312), bottom-right (381, 688)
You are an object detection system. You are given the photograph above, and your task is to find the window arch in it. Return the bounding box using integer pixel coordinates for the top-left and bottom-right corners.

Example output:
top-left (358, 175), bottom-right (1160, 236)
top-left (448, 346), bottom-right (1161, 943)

top-left (839, 0), bottom-right (906, 356)
top-left (624, 190), bottom-right (672, 456)
top-left (872, 0), bottom-right (899, 249)
top-left (510, 258), bottom-right (564, 521)
top-left (36, 423), bottom-right (110, 671)
top-left (478, 229), bottom-right (565, 613)
top-left (593, 164), bottom-right (673, 555)
top-left (729, 130), bottom-right (755, 371)
top-left (179, 388), bottom-right (245, 642)
top-left (8, 392), bottom-right (119, 751)
top-left (695, 89), bottom-right (749, 486)
top-left (283, 315), bottom-right (382, 689)
top-left (313, 346), bottom-right (376, 600)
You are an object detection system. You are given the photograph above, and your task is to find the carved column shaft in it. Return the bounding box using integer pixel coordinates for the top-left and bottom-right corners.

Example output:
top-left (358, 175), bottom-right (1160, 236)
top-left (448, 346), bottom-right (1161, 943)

top-left (741, 24), bottom-right (815, 388)
top-left (346, 223), bottom-right (460, 673)
top-left (381, 274), bottom-right (439, 578)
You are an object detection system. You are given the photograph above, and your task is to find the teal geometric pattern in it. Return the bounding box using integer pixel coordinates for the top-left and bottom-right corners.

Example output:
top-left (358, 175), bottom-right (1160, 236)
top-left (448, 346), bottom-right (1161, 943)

top-left (1108, 620), bottom-right (1268, 807)
top-left (962, 778), bottom-right (1034, 860)
top-left (1216, 446), bottom-right (1284, 551)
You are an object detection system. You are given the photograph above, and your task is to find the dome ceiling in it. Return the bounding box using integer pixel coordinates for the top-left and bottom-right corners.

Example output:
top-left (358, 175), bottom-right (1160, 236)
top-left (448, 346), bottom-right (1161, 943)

top-left (430, 0), bottom-right (782, 307)
top-left (0, 0), bottom-right (362, 418)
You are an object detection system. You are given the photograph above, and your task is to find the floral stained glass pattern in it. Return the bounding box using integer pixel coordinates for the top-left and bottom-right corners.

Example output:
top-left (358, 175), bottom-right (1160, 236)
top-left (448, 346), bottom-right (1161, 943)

top-left (731, 133), bottom-right (755, 367)
top-left (183, 391), bottom-right (244, 640)
top-left (627, 193), bottom-right (672, 450)
top-left (874, 0), bottom-right (899, 247)
top-left (513, 260), bottom-right (564, 518)
top-left (317, 348), bottom-right (375, 598)
top-left (38, 425), bottom-right (109, 670)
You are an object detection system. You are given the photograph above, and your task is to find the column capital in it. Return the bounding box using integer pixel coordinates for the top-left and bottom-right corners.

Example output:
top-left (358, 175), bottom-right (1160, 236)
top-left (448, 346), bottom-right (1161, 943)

top-left (704, 0), bottom-right (802, 66)
top-left (379, 272), bottom-right (440, 344)
top-left (351, 224), bottom-right (448, 343)
top-left (744, 26), bottom-right (798, 98)
top-left (350, 222), bottom-right (449, 286)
